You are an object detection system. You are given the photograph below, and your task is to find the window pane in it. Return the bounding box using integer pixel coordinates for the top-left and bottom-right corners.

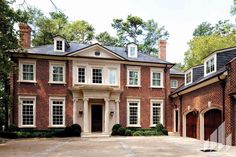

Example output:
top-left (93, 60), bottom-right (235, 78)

top-left (129, 102), bottom-right (138, 125)
top-left (92, 68), bottom-right (102, 84)
top-left (23, 64), bottom-right (34, 80)
top-left (52, 101), bottom-right (64, 125)
top-left (129, 71), bottom-right (138, 85)
top-left (53, 66), bottom-right (63, 82)
top-left (56, 41), bottom-right (63, 50)
top-left (152, 72), bottom-right (161, 86)
top-left (152, 103), bottom-right (161, 125)
top-left (109, 69), bottom-right (117, 85)
top-left (22, 100), bottom-right (34, 125)
top-left (78, 68), bottom-right (85, 83)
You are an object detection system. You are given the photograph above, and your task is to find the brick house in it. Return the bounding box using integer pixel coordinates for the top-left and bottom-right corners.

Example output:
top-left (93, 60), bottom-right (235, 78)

top-left (170, 47), bottom-right (236, 145)
top-left (9, 24), bottom-right (184, 137)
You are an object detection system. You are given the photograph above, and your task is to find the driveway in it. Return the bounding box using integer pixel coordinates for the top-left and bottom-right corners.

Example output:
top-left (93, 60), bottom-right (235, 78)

top-left (0, 136), bottom-right (235, 157)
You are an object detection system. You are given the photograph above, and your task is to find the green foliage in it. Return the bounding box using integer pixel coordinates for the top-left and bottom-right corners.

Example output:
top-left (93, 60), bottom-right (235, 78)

top-left (117, 127), bottom-right (126, 136)
top-left (193, 22), bottom-right (213, 37)
top-left (64, 124), bottom-right (81, 137)
top-left (96, 32), bottom-right (121, 46)
top-left (112, 15), bottom-right (169, 54)
top-left (161, 128), bottom-right (168, 135)
top-left (132, 131), bottom-right (143, 136)
top-left (111, 124), bottom-right (122, 135)
top-left (0, 131), bottom-right (17, 139)
top-left (156, 123), bottom-right (164, 131)
top-left (7, 124), bottom-right (19, 132)
top-left (124, 129), bottom-right (132, 136)
top-left (231, 0), bottom-right (236, 15)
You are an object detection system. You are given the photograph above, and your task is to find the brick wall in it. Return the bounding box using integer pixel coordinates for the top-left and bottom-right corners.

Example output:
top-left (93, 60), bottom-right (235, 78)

top-left (170, 76), bottom-right (184, 92)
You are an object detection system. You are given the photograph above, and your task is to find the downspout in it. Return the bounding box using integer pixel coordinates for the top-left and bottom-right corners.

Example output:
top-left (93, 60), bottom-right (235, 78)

top-left (177, 93), bottom-right (182, 136)
top-left (218, 74), bottom-right (226, 122)
top-left (164, 64), bottom-right (168, 127)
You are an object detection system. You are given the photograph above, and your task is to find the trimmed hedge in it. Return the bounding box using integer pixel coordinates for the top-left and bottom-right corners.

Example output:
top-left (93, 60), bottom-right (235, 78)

top-left (112, 124), bottom-right (122, 135)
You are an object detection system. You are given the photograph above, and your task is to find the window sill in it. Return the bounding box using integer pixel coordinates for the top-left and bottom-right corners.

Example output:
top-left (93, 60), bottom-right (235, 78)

top-left (150, 86), bottom-right (164, 89)
top-left (48, 125), bottom-right (66, 128)
top-left (126, 85), bottom-right (141, 88)
top-left (18, 125), bottom-right (36, 128)
top-left (149, 124), bottom-right (157, 127)
top-left (17, 80), bottom-right (37, 84)
top-left (127, 124), bottom-right (141, 127)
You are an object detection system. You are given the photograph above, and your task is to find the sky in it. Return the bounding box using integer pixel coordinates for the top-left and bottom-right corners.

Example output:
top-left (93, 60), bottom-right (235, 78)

top-left (14, 0), bottom-right (235, 63)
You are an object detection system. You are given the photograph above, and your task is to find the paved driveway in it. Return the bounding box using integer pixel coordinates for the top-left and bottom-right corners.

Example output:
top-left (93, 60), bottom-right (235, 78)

top-left (0, 136), bottom-right (236, 157)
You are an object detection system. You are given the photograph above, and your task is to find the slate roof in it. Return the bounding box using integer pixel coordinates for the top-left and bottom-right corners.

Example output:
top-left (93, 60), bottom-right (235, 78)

top-left (171, 66), bottom-right (227, 95)
top-left (26, 43), bottom-right (174, 65)
top-left (170, 68), bottom-right (184, 75)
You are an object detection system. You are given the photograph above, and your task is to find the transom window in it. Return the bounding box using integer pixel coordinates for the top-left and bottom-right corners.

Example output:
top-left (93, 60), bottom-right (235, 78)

top-left (78, 67), bottom-right (86, 83)
top-left (19, 60), bottom-right (36, 82)
top-left (92, 68), bottom-right (102, 84)
top-left (206, 57), bottom-right (215, 74)
top-left (19, 96), bottom-right (36, 127)
top-left (49, 62), bottom-right (65, 84)
top-left (171, 80), bottom-right (178, 88)
top-left (108, 68), bottom-right (117, 85)
top-left (151, 102), bottom-right (162, 125)
top-left (185, 71), bottom-right (192, 85)
top-left (56, 40), bottom-right (63, 51)
top-left (50, 98), bottom-right (65, 127)
top-left (127, 100), bottom-right (140, 126)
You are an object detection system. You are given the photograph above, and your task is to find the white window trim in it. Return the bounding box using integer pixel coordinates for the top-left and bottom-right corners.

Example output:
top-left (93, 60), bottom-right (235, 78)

top-left (18, 60), bottom-right (36, 83)
top-left (91, 66), bottom-right (104, 85)
top-left (49, 97), bottom-right (66, 128)
top-left (150, 99), bottom-right (164, 127)
top-left (128, 44), bottom-right (138, 58)
top-left (185, 69), bottom-right (193, 85)
top-left (204, 53), bottom-right (217, 77)
top-left (49, 61), bottom-right (66, 84)
top-left (150, 68), bottom-right (164, 88)
top-left (127, 99), bottom-right (141, 127)
top-left (18, 96), bottom-right (36, 128)
top-left (108, 67), bottom-right (118, 86)
top-left (127, 66), bottom-right (141, 87)
top-left (171, 79), bottom-right (178, 88)
top-left (54, 38), bottom-right (65, 52)
top-left (77, 66), bottom-right (87, 84)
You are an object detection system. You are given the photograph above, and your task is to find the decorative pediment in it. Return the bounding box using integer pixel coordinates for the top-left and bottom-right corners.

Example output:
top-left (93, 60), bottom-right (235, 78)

top-left (67, 43), bottom-right (125, 60)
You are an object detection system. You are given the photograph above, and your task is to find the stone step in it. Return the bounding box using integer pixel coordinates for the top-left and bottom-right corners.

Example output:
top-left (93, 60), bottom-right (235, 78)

top-left (81, 133), bottom-right (110, 138)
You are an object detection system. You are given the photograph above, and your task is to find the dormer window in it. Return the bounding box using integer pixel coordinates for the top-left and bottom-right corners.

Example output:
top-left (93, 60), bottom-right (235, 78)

top-left (56, 40), bottom-right (63, 51)
top-left (128, 43), bottom-right (138, 58)
top-left (204, 54), bottom-right (216, 76)
top-left (185, 69), bottom-right (192, 85)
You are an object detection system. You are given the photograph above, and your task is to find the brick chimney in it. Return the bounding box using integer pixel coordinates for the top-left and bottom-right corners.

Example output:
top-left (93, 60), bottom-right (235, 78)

top-left (19, 23), bottom-right (31, 49)
top-left (158, 40), bottom-right (166, 60)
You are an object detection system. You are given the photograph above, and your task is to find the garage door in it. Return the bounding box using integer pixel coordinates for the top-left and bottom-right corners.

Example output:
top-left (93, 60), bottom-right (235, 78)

top-left (186, 111), bottom-right (198, 138)
top-left (204, 109), bottom-right (221, 140)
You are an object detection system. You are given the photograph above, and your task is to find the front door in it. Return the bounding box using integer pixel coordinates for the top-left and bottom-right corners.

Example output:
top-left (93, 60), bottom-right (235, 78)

top-left (92, 105), bottom-right (103, 132)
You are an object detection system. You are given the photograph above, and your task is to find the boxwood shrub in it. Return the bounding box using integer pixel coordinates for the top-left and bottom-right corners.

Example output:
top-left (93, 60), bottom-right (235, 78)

top-left (112, 124), bottom-right (122, 135)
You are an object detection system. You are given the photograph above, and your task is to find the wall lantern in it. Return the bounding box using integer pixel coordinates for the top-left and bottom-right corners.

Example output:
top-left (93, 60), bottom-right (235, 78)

top-left (110, 111), bottom-right (114, 117)
top-left (79, 110), bottom-right (83, 116)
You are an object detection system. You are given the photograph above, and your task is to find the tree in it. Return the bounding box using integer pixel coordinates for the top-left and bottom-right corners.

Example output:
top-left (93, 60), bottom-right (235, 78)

top-left (0, 0), bottom-right (28, 130)
top-left (193, 22), bottom-right (213, 36)
top-left (230, 0), bottom-right (236, 15)
top-left (64, 20), bottom-right (95, 44)
top-left (96, 31), bottom-right (120, 46)
top-left (112, 15), bottom-right (169, 54)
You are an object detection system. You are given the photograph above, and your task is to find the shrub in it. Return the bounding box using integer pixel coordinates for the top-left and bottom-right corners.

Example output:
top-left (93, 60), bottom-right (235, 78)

top-left (156, 123), bottom-right (164, 131)
top-left (161, 128), bottom-right (168, 135)
top-left (0, 131), bottom-right (17, 139)
top-left (117, 127), bottom-right (126, 136)
top-left (143, 130), bottom-right (157, 136)
top-left (70, 124), bottom-right (81, 136)
top-left (132, 131), bottom-right (143, 136)
top-left (7, 124), bottom-right (19, 132)
top-left (112, 124), bottom-right (122, 135)
top-left (124, 129), bottom-right (132, 136)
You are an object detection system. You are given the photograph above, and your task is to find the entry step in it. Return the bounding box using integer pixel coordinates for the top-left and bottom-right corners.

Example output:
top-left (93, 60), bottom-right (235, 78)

top-left (81, 133), bottom-right (110, 138)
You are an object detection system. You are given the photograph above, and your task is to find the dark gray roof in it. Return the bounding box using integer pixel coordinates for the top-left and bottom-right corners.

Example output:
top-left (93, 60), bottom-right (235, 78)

top-left (26, 43), bottom-right (173, 65)
top-left (170, 68), bottom-right (184, 75)
top-left (171, 66), bottom-right (227, 95)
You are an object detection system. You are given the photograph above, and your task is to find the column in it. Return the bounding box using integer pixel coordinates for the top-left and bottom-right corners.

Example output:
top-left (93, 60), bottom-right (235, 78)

top-left (115, 99), bottom-right (120, 124)
top-left (104, 98), bottom-right (110, 133)
top-left (83, 98), bottom-right (89, 133)
top-left (72, 98), bottom-right (78, 124)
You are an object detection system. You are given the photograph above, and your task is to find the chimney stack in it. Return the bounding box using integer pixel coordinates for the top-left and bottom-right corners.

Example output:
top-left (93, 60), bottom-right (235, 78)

top-left (158, 40), bottom-right (166, 60)
top-left (19, 23), bottom-right (31, 49)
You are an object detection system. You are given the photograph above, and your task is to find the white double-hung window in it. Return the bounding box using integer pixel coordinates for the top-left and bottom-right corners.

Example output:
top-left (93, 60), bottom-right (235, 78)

top-left (49, 97), bottom-right (65, 127)
top-left (49, 62), bottom-right (66, 84)
top-left (108, 68), bottom-right (117, 85)
top-left (185, 69), bottom-right (192, 85)
top-left (19, 60), bottom-right (36, 83)
top-left (78, 67), bottom-right (86, 83)
top-left (127, 66), bottom-right (140, 87)
top-left (18, 96), bottom-right (36, 127)
top-left (171, 80), bottom-right (178, 88)
top-left (151, 68), bottom-right (163, 88)
top-left (127, 99), bottom-right (140, 127)
top-left (204, 54), bottom-right (216, 76)
top-left (92, 68), bottom-right (103, 84)
top-left (150, 100), bottom-right (163, 126)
